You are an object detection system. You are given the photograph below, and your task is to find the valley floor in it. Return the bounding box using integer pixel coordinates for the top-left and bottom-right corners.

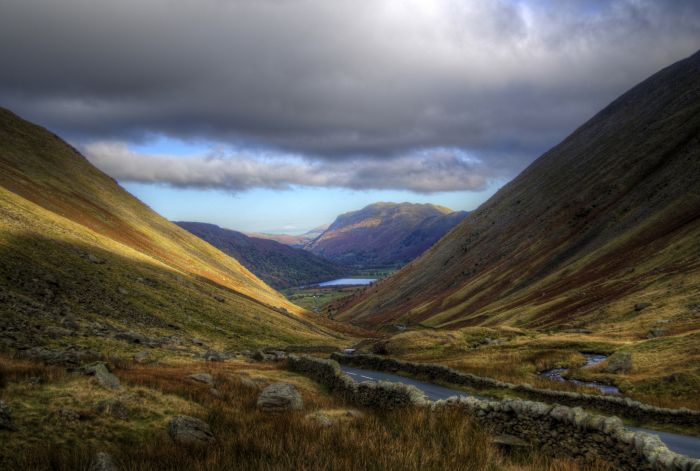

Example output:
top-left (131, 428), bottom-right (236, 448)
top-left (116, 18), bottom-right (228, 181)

top-left (0, 354), bottom-right (610, 471)
top-left (360, 326), bottom-right (700, 412)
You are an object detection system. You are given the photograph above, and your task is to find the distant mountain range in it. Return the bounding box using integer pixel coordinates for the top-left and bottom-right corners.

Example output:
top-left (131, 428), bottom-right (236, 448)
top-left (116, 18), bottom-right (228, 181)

top-left (176, 222), bottom-right (350, 289)
top-left (307, 202), bottom-right (468, 268)
top-left (247, 225), bottom-right (328, 248)
top-left (338, 50), bottom-right (700, 333)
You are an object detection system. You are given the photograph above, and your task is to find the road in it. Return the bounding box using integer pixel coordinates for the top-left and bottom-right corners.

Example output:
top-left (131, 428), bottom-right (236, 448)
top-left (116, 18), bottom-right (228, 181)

top-left (341, 365), bottom-right (700, 459)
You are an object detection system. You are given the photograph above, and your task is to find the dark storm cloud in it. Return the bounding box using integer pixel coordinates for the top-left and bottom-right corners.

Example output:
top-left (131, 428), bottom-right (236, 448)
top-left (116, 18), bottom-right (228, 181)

top-left (1, 0), bottom-right (698, 192)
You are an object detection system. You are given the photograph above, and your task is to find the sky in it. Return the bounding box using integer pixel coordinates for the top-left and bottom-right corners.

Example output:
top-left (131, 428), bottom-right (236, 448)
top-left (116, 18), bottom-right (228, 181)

top-left (1, 0), bottom-right (698, 233)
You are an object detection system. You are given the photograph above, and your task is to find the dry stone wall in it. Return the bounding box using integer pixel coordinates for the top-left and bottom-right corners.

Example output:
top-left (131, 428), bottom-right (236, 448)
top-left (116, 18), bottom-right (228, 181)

top-left (287, 354), bottom-right (427, 409)
top-left (287, 354), bottom-right (700, 471)
top-left (332, 353), bottom-right (700, 426)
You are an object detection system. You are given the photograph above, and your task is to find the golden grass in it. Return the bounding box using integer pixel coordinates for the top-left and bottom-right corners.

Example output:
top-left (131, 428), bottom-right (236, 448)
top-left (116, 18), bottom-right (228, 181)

top-left (0, 357), bottom-right (609, 471)
top-left (367, 326), bottom-right (700, 410)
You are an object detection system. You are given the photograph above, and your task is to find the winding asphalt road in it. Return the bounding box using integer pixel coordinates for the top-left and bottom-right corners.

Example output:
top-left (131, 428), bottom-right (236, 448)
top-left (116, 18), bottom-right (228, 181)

top-left (341, 365), bottom-right (700, 459)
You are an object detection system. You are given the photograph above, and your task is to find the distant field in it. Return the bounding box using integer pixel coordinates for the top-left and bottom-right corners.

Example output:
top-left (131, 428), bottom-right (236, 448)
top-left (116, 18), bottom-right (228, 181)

top-left (283, 285), bottom-right (366, 312)
top-left (284, 268), bottom-right (397, 313)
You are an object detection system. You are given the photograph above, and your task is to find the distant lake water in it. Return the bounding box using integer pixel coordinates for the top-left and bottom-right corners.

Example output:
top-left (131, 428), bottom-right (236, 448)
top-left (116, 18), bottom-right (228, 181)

top-left (317, 278), bottom-right (376, 287)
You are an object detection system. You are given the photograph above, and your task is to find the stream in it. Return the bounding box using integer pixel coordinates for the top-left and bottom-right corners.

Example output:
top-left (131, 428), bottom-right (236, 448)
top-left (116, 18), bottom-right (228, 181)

top-left (538, 353), bottom-right (620, 394)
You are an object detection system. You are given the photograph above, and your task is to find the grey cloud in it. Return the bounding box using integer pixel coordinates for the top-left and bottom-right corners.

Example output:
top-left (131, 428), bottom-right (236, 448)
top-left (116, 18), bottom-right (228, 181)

top-left (1, 0), bottom-right (699, 189)
top-left (84, 142), bottom-right (488, 193)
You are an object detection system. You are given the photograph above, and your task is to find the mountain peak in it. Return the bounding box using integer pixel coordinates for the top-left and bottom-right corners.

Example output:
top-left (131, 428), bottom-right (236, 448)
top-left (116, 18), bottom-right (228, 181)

top-left (307, 202), bottom-right (467, 267)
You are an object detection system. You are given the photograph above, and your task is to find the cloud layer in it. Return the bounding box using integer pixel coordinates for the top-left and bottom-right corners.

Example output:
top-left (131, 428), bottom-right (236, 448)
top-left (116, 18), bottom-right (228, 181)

top-left (1, 0), bottom-right (698, 191)
top-left (84, 142), bottom-right (487, 193)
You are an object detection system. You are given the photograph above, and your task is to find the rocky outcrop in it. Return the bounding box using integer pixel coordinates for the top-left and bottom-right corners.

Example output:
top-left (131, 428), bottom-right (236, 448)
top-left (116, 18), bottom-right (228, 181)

top-left (332, 353), bottom-right (700, 426)
top-left (256, 383), bottom-right (303, 412)
top-left (82, 363), bottom-right (121, 390)
top-left (189, 373), bottom-right (214, 385)
top-left (167, 415), bottom-right (215, 447)
top-left (603, 352), bottom-right (633, 374)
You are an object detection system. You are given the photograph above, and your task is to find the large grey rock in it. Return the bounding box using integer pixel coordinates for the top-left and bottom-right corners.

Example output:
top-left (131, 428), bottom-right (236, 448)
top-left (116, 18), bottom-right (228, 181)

top-left (87, 254), bottom-right (106, 264)
top-left (603, 352), bottom-right (633, 374)
top-left (189, 373), bottom-right (214, 386)
top-left (0, 400), bottom-right (15, 431)
top-left (306, 412), bottom-right (333, 427)
top-left (167, 415), bottom-right (215, 447)
top-left (257, 383), bottom-right (303, 412)
top-left (90, 452), bottom-right (118, 471)
top-left (647, 328), bottom-right (669, 339)
top-left (83, 363), bottom-right (121, 390)
top-left (202, 350), bottom-right (225, 362)
top-left (252, 350), bottom-right (275, 361)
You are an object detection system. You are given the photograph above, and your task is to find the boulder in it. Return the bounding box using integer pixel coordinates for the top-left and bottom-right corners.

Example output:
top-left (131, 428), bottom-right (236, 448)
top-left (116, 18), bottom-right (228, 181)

top-left (82, 363), bottom-right (121, 390)
top-left (87, 254), bottom-right (106, 264)
top-left (306, 412), bottom-right (333, 427)
top-left (647, 328), bottom-right (668, 339)
top-left (634, 302), bottom-right (651, 312)
top-left (202, 350), bottom-right (225, 362)
top-left (189, 373), bottom-right (214, 386)
top-left (603, 352), bottom-right (633, 374)
top-left (167, 415), bottom-right (215, 447)
top-left (0, 400), bottom-right (15, 431)
top-left (252, 350), bottom-right (274, 361)
top-left (90, 451), bottom-right (118, 471)
top-left (257, 383), bottom-right (303, 412)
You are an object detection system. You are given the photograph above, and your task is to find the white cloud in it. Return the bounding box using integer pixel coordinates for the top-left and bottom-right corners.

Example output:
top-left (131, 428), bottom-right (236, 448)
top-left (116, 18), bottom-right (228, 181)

top-left (84, 142), bottom-right (489, 193)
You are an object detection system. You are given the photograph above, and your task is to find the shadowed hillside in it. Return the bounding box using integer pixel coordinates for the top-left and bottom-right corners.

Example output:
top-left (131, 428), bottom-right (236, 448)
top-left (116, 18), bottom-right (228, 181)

top-left (176, 221), bottom-right (351, 289)
top-left (307, 202), bottom-right (468, 267)
top-left (338, 50), bottom-right (700, 337)
top-left (0, 107), bottom-right (348, 358)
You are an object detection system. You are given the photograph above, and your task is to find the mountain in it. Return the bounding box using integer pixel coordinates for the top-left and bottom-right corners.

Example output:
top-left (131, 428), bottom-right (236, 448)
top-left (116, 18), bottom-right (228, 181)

top-left (0, 107), bottom-right (345, 358)
top-left (248, 225), bottom-right (329, 248)
top-left (338, 50), bottom-right (700, 335)
top-left (176, 221), bottom-right (351, 289)
top-left (307, 202), bottom-right (469, 267)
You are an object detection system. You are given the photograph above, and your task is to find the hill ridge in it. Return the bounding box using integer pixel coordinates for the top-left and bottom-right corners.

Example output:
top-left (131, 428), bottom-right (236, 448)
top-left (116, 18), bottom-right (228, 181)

top-left (337, 49), bottom-right (700, 334)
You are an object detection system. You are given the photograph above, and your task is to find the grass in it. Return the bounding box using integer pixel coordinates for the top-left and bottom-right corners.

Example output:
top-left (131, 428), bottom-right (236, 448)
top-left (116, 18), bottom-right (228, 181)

top-left (363, 326), bottom-right (700, 411)
top-left (0, 107), bottom-right (357, 359)
top-left (0, 356), bottom-right (611, 471)
top-left (283, 285), bottom-right (368, 312)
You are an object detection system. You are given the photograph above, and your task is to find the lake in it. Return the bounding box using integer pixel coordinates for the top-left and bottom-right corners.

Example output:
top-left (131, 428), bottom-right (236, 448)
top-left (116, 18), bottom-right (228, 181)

top-left (317, 278), bottom-right (376, 287)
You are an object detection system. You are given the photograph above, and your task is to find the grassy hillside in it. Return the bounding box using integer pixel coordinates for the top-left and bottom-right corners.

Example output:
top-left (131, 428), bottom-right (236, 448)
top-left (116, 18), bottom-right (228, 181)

top-left (0, 107), bottom-right (350, 358)
top-left (307, 202), bottom-right (468, 267)
top-left (337, 51), bottom-right (700, 404)
top-left (176, 221), bottom-right (351, 289)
